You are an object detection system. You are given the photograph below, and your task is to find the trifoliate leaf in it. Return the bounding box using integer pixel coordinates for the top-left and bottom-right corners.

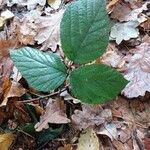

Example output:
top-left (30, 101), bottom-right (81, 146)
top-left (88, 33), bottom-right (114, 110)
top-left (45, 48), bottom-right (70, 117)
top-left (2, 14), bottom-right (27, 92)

top-left (60, 0), bottom-right (110, 64)
top-left (10, 47), bottom-right (67, 92)
top-left (70, 64), bottom-right (128, 104)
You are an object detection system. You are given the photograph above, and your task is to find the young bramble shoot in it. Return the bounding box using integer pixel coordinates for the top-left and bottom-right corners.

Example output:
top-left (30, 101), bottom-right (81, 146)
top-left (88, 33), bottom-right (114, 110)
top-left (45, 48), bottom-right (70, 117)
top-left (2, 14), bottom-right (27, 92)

top-left (10, 0), bottom-right (128, 104)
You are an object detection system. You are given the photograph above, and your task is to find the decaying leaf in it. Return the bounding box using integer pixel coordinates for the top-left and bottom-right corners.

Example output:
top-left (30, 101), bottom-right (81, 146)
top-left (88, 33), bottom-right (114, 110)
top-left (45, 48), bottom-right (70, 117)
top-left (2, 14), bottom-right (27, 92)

top-left (34, 9), bottom-right (64, 51)
top-left (0, 133), bottom-right (16, 150)
top-left (110, 2), bottom-right (148, 23)
top-left (100, 43), bottom-right (125, 68)
top-left (110, 21), bottom-right (139, 44)
top-left (110, 1), bottom-right (132, 22)
top-left (71, 104), bottom-right (112, 130)
top-left (77, 128), bottom-right (100, 150)
top-left (122, 36), bottom-right (150, 98)
top-left (13, 9), bottom-right (64, 51)
top-left (97, 123), bottom-right (118, 141)
top-left (35, 98), bottom-right (70, 131)
top-left (0, 80), bottom-right (26, 107)
top-left (11, 9), bottom-right (41, 45)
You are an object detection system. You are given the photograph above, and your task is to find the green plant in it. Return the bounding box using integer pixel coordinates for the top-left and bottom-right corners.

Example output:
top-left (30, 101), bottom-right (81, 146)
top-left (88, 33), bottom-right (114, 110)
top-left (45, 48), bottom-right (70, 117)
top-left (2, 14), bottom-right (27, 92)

top-left (10, 0), bottom-right (128, 104)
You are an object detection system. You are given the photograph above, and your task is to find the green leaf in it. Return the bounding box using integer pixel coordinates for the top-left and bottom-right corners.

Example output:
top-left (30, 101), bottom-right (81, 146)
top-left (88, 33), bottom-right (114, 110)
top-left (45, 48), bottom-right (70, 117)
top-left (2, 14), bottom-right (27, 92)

top-left (70, 64), bottom-right (128, 104)
top-left (60, 0), bottom-right (110, 64)
top-left (10, 47), bottom-right (67, 92)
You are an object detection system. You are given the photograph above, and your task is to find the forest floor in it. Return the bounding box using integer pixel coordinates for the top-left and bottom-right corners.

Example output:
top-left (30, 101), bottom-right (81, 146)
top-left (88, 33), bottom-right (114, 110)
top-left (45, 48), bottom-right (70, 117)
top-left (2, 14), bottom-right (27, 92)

top-left (0, 0), bottom-right (150, 150)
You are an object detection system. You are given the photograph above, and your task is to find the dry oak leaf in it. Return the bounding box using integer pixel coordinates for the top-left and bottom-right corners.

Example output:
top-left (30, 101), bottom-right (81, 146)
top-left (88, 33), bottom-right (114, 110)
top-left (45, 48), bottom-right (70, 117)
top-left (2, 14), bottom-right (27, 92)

top-left (11, 9), bottom-right (41, 45)
top-left (110, 21), bottom-right (139, 44)
top-left (35, 99), bottom-right (70, 132)
top-left (34, 9), bottom-right (64, 51)
top-left (100, 43), bottom-right (125, 68)
top-left (110, 2), bottom-right (148, 23)
top-left (96, 123), bottom-right (118, 141)
top-left (110, 2), bottom-right (132, 22)
top-left (0, 80), bottom-right (26, 107)
top-left (122, 37), bottom-right (150, 98)
top-left (0, 133), bottom-right (16, 150)
top-left (71, 104), bottom-right (112, 130)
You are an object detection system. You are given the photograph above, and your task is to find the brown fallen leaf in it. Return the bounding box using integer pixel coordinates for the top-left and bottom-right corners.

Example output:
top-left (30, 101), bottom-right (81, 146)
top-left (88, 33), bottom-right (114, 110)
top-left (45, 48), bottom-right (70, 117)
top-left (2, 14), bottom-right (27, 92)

top-left (96, 123), bottom-right (118, 141)
top-left (34, 9), bottom-right (64, 51)
top-left (71, 104), bottom-right (112, 130)
top-left (110, 1), bottom-right (148, 23)
top-left (0, 80), bottom-right (26, 107)
top-left (113, 140), bottom-right (131, 150)
top-left (58, 144), bottom-right (73, 150)
top-left (106, 0), bottom-right (119, 13)
top-left (122, 35), bottom-right (150, 98)
top-left (100, 43), bottom-right (125, 68)
top-left (35, 98), bottom-right (70, 131)
top-left (110, 1), bottom-right (132, 22)
top-left (0, 133), bottom-right (16, 150)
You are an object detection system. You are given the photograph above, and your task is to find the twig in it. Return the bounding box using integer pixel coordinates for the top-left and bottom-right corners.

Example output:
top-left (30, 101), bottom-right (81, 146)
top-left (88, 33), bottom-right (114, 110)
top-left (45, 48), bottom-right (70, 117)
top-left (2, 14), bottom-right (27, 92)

top-left (133, 129), bottom-right (144, 150)
top-left (21, 86), bottom-right (68, 103)
top-left (21, 91), bottom-right (60, 103)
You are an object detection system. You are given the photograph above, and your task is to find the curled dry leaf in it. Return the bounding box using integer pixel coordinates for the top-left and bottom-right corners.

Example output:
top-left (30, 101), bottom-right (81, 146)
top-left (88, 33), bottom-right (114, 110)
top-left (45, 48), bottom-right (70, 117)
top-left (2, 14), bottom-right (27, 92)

top-left (110, 21), bottom-right (139, 44)
top-left (71, 104), bottom-right (112, 130)
top-left (122, 36), bottom-right (150, 98)
top-left (0, 80), bottom-right (26, 107)
top-left (60, 90), bottom-right (80, 104)
top-left (97, 123), bottom-right (118, 141)
top-left (35, 98), bottom-right (70, 132)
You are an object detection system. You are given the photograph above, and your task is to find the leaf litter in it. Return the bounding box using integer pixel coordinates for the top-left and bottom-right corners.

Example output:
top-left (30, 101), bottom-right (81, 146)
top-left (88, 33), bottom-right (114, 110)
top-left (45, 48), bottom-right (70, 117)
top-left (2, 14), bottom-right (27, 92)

top-left (0, 0), bottom-right (149, 149)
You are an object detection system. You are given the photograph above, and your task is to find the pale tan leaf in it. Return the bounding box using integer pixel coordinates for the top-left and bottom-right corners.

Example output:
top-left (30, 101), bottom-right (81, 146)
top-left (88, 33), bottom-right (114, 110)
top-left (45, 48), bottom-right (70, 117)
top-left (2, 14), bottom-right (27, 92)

top-left (35, 99), bottom-right (70, 132)
top-left (1, 10), bottom-right (14, 20)
top-left (110, 21), bottom-right (139, 44)
top-left (122, 36), bottom-right (150, 98)
top-left (77, 128), bottom-right (100, 150)
top-left (34, 9), bottom-right (64, 51)
top-left (0, 133), bottom-right (16, 150)
top-left (100, 43), bottom-right (125, 68)
top-left (97, 123), bottom-right (118, 141)
top-left (48, 0), bottom-right (61, 9)
top-left (110, 2), bottom-right (148, 23)
top-left (71, 104), bottom-right (112, 130)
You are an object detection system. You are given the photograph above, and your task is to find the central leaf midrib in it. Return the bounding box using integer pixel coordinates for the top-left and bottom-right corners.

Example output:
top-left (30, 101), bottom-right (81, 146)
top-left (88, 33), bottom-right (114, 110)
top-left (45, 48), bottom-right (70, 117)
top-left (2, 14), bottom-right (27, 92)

top-left (76, 1), bottom-right (102, 56)
top-left (17, 52), bottom-right (66, 74)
